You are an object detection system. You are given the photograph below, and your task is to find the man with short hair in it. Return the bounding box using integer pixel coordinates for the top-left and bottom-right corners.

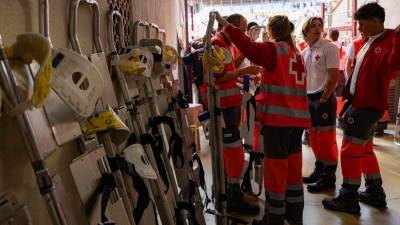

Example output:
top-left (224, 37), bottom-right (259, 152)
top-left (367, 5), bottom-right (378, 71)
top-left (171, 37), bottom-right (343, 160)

top-left (212, 13), bottom-right (262, 215)
top-left (301, 17), bottom-right (340, 193)
top-left (323, 3), bottom-right (400, 214)
top-left (328, 28), bottom-right (339, 42)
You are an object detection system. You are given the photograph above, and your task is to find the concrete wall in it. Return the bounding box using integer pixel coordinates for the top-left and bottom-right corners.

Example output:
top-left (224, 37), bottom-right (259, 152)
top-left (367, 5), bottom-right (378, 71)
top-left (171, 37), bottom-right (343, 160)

top-left (132, 0), bottom-right (185, 47)
top-left (0, 0), bottom-right (184, 224)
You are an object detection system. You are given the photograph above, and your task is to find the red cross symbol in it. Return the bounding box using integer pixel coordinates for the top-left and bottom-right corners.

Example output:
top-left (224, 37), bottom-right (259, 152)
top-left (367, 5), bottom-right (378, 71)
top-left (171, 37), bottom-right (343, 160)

top-left (289, 55), bottom-right (306, 85)
top-left (315, 54), bottom-right (320, 61)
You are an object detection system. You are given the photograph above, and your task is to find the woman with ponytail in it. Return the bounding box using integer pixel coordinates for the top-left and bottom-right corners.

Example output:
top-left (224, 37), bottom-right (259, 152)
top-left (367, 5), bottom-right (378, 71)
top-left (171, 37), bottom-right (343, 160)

top-left (215, 13), bottom-right (310, 225)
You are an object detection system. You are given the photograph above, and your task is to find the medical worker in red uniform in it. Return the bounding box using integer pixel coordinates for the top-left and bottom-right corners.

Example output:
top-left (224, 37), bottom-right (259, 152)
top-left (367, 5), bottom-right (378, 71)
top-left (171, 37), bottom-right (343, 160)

top-left (323, 3), bottom-right (400, 214)
top-left (301, 17), bottom-right (340, 193)
top-left (212, 13), bottom-right (262, 215)
top-left (215, 12), bottom-right (311, 225)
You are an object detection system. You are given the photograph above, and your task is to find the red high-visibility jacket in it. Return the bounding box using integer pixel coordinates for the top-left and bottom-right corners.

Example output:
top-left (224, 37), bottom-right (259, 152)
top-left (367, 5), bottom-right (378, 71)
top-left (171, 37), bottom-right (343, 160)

top-left (343, 30), bottom-right (400, 110)
top-left (211, 33), bottom-right (242, 108)
top-left (225, 25), bottom-right (311, 128)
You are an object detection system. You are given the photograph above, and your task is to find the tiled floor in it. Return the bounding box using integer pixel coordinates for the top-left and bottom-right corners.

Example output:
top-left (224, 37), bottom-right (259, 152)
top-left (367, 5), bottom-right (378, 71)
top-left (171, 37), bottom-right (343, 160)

top-left (198, 126), bottom-right (400, 225)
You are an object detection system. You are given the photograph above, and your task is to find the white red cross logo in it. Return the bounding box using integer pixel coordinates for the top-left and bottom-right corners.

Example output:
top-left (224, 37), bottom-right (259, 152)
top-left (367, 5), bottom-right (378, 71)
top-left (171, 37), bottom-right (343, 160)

top-left (289, 54), bottom-right (306, 85)
top-left (315, 54), bottom-right (320, 61)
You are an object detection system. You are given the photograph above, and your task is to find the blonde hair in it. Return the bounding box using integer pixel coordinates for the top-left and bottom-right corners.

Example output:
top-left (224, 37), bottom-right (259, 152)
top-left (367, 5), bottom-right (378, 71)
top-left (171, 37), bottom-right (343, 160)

top-left (266, 15), bottom-right (297, 52)
top-left (262, 30), bottom-right (271, 42)
top-left (301, 17), bottom-right (323, 41)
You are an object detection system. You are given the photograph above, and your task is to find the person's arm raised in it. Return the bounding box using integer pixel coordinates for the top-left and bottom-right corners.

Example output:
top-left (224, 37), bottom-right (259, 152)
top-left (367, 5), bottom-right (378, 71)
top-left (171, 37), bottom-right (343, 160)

top-left (214, 11), bottom-right (277, 71)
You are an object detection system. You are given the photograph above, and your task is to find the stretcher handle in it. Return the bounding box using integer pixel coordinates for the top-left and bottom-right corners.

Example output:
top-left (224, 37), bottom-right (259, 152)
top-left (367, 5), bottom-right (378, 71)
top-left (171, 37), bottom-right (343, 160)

top-left (38, 0), bottom-right (50, 41)
top-left (159, 28), bottom-right (166, 44)
top-left (69, 0), bottom-right (103, 54)
top-left (150, 23), bottom-right (159, 40)
top-left (132, 20), bottom-right (150, 45)
top-left (144, 22), bottom-right (151, 39)
top-left (107, 10), bottom-right (125, 52)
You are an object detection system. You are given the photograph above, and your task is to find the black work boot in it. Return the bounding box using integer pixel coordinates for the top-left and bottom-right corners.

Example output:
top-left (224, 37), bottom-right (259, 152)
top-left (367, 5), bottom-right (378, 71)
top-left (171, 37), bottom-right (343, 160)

top-left (303, 161), bottom-right (323, 184)
top-left (322, 188), bottom-right (360, 214)
top-left (307, 166), bottom-right (336, 193)
top-left (359, 186), bottom-right (387, 209)
top-left (227, 183), bottom-right (260, 216)
top-left (285, 202), bottom-right (303, 225)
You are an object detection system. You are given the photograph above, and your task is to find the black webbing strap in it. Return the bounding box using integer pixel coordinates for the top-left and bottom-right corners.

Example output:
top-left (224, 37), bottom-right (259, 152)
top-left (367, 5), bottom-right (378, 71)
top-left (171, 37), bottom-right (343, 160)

top-left (169, 133), bottom-right (185, 168)
top-left (99, 173), bottom-right (116, 225)
top-left (124, 161), bottom-right (158, 225)
top-left (119, 134), bottom-right (159, 225)
top-left (84, 172), bottom-right (116, 225)
top-left (107, 155), bottom-right (122, 173)
top-left (151, 116), bottom-right (176, 133)
top-left (193, 151), bottom-right (210, 211)
top-left (130, 169), bottom-right (152, 224)
top-left (140, 133), bottom-right (170, 194)
top-left (177, 202), bottom-right (200, 225)
top-left (241, 149), bottom-right (254, 194)
top-left (174, 206), bottom-right (185, 225)
top-left (191, 143), bottom-right (212, 209)
top-left (153, 53), bottom-right (163, 62)
top-left (192, 153), bottom-right (206, 192)
top-left (176, 91), bottom-right (189, 109)
top-left (254, 152), bottom-right (264, 164)
top-left (151, 116), bottom-right (185, 168)
top-left (245, 95), bottom-right (256, 131)
top-left (170, 90), bottom-right (189, 109)
top-left (241, 150), bottom-right (264, 195)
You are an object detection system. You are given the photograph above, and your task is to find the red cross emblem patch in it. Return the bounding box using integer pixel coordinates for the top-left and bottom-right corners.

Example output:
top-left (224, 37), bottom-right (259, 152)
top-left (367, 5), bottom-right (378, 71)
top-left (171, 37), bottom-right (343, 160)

top-left (315, 54), bottom-right (321, 61)
top-left (289, 54), bottom-right (306, 85)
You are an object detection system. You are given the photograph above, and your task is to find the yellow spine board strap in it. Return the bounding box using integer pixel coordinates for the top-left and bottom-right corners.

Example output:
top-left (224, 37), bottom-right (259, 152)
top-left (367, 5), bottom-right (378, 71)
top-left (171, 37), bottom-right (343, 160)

top-left (5, 33), bottom-right (52, 108)
top-left (162, 45), bottom-right (179, 74)
top-left (84, 106), bottom-right (130, 145)
top-left (202, 45), bottom-right (232, 74)
top-left (139, 39), bottom-right (164, 76)
top-left (112, 46), bottom-right (154, 78)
